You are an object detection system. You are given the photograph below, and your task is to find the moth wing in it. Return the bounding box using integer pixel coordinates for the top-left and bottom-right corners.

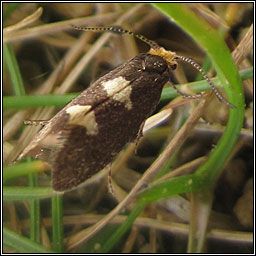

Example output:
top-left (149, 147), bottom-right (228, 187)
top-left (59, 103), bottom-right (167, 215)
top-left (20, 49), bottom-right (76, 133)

top-left (17, 88), bottom-right (107, 161)
top-left (50, 125), bottom-right (107, 191)
top-left (17, 55), bottom-right (145, 162)
top-left (17, 118), bottom-right (60, 161)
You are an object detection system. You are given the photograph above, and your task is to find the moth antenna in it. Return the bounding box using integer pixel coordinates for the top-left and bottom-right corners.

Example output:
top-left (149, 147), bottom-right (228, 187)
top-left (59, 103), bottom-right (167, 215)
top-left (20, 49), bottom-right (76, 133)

top-left (107, 164), bottom-right (114, 195)
top-left (24, 120), bottom-right (49, 126)
top-left (71, 25), bottom-right (160, 49)
top-left (175, 55), bottom-right (236, 108)
top-left (171, 83), bottom-right (203, 99)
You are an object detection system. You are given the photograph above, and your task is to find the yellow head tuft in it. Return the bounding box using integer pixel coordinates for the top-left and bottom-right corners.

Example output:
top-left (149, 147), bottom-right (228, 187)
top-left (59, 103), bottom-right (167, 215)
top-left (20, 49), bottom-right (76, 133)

top-left (149, 47), bottom-right (177, 69)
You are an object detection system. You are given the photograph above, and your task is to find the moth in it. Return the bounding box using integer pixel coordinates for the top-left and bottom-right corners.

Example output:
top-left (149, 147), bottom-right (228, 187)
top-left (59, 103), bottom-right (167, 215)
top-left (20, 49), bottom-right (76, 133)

top-left (18, 25), bottom-right (235, 192)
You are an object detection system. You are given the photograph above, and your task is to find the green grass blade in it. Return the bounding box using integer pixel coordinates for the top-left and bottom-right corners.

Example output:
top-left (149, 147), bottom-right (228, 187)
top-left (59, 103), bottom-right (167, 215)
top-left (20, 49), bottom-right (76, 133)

top-left (3, 67), bottom-right (251, 109)
top-left (161, 67), bottom-right (251, 100)
top-left (3, 187), bottom-right (55, 201)
top-left (29, 173), bottom-right (41, 243)
top-left (138, 174), bottom-right (202, 202)
top-left (51, 195), bottom-right (64, 253)
top-left (4, 43), bottom-right (26, 96)
top-left (3, 226), bottom-right (55, 253)
top-left (3, 94), bottom-right (77, 109)
top-left (3, 161), bottom-right (50, 182)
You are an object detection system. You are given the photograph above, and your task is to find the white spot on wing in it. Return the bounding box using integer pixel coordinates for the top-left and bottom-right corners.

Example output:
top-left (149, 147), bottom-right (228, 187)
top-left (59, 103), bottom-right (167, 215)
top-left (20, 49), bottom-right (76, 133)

top-left (113, 86), bottom-right (132, 110)
top-left (66, 105), bottom-right (91, 119)
top-left (82, 111), bottom-right (98, 135)
top-left (102, 77), bottom-right (132, 110)
top-left (102, 76), bottom-right (130, 96)
top-left (66, 105), bottom-right (98, 135)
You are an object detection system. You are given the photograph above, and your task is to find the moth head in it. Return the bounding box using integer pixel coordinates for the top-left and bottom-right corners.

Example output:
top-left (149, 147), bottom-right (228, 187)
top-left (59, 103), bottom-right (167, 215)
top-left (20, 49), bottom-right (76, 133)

top-left (149, 47), bottom-right (178, 70)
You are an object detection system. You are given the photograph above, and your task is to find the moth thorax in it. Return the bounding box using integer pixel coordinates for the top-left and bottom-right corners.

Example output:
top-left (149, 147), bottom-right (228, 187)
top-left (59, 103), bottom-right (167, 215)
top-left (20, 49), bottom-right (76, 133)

top-left (149, 47), bottom-right (177, 70)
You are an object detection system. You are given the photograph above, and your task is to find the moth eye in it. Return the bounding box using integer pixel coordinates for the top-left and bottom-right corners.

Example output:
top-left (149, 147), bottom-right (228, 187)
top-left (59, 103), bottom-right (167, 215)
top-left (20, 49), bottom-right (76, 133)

top-left (170, 64), bottom-right (177, 70)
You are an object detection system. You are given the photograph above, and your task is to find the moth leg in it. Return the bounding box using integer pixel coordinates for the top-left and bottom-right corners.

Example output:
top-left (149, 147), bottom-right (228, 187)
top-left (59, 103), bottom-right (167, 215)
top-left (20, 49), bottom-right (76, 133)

top-left (134, 121), bottom-right (145, 154)
top-left (24, 120), bottom-right (50, 126)
top-left (172, 83), bottom-right (203, 99)
top-left (107, 163), bottom-right (114, 195)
